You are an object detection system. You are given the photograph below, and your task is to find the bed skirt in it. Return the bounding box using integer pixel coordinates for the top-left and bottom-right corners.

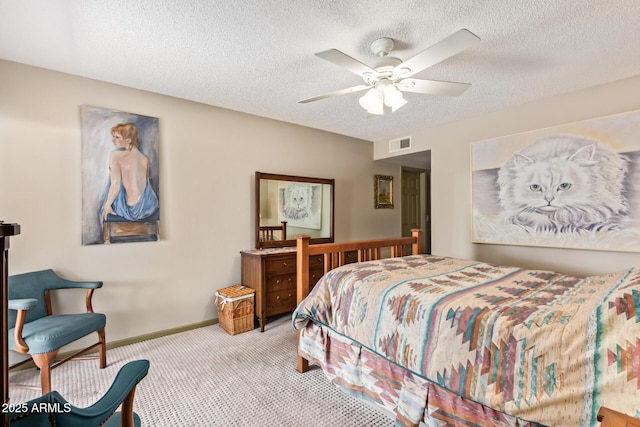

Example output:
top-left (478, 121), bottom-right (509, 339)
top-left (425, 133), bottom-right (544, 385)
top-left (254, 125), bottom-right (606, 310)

top-left (298, 321), bottom-right (546, 427)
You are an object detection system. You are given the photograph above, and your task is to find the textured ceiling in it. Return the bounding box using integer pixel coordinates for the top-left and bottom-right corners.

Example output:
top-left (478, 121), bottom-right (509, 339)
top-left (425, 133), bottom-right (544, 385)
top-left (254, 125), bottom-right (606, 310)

top-left (2, 1), bottom-right (640, 143)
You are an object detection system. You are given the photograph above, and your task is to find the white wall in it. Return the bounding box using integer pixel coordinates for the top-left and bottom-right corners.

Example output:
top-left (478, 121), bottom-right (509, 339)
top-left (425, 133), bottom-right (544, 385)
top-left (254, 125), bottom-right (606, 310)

top-left (375, 74), bottom-right (640, 276)
top-left (0, 60), bottom-right (401, 349)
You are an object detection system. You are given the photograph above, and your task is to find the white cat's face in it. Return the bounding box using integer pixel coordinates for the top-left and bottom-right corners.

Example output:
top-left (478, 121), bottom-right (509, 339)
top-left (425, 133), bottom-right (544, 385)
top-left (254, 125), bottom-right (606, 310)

top-left (511, 158), bottom-right (591, 212)
top-left (496, 136), bottom-right (628, 231)
top-left (286, 186), bottom-right (311, 210)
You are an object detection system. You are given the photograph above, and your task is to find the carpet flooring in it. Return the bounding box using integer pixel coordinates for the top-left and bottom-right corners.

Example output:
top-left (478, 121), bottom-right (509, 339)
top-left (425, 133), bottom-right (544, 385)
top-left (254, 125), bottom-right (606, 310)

top-left (9, 314), bottom-right (394, 426)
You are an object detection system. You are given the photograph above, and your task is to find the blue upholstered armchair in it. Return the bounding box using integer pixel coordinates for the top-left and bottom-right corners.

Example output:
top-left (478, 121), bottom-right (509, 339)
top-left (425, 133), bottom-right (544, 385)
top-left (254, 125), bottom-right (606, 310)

top-left (8, 269), bottom-right (107, 394)
top-left (6, 359), bottom-right (150, 427)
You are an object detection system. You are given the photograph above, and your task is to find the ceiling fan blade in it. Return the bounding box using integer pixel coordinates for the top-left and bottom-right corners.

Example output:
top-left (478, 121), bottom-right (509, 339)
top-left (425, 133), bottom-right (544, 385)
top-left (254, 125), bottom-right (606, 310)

top-left (395, 29), bottom-right (480, 78)
top-left (398, 78), bottom-right (471, 96)
top-left (298, 84), bottom-right (372, 104)
top-left (316, 49), bottom-right (378, 76)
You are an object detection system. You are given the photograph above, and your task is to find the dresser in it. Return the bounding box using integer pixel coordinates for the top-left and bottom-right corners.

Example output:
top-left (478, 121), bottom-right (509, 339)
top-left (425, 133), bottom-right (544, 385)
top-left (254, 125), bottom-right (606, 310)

top-left (241, 247), bottom-right (356, 331)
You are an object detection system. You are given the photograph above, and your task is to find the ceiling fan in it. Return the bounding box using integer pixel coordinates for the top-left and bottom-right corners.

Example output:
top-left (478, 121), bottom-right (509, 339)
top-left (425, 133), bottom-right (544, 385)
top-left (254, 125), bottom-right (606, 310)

top-left (299, 29), bottom-right (480, 115)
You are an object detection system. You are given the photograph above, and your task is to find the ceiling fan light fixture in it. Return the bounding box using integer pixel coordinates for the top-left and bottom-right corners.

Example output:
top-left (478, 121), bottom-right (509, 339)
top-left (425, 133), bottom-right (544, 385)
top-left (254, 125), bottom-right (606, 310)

top-left (383, 84), bottom-right (403, 107)
top-left (358, 83), bottom-right (406, 115)
top-left (384, 84), bottom-right (407, 112)
top-left (367, 103), bottom-right (384, 115)
top-left (390, 96), bottom-right (407, 112)
top-left (359, 88), bottom-right (384, 115)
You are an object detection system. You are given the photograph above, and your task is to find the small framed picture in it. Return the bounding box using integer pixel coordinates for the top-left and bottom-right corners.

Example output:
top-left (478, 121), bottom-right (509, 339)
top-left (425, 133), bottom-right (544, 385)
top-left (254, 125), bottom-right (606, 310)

top-left (374, 175), bottom-right (393, 209)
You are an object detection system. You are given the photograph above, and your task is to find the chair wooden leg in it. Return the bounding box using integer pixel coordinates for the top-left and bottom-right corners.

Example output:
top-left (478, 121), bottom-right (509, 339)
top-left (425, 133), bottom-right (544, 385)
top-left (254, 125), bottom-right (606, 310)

top-left (31, 351), bottom-right (58, 394)
top-left (98, 328), bottom-right (107, 369)
top-left (120, 385), bottom-right (138, 427)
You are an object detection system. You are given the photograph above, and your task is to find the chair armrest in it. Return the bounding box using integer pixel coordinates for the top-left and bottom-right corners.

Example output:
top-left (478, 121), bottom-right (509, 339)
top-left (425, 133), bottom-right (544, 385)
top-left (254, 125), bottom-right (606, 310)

top-left (6, 360), bottom-right (150, 427)
top-left (48, 284), bottom-right (102, 314)
top-left (56, 277), bottom-right (103, 290)
top-left (8, 298), bottom-right (38, 311)
top-left (11, 269), bottom-right (102, 290)
top-left (51, 274), bottom-right (103, 313)
top-left (9, 270), bottom-right (104, 316)
top-left (8, 301), bottom-right (34, 353)
top-left (50, 276), bottom-right (103, 313)
top-left (63, 360), bottom-right (150, 425)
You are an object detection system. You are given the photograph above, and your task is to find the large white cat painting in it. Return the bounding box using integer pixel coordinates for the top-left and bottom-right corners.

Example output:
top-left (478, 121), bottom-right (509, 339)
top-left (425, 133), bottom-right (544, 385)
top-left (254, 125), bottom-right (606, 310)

top-left (497, 135), bottom-right (628, 233)
top-left (472, 112), bottom-right (640, 252)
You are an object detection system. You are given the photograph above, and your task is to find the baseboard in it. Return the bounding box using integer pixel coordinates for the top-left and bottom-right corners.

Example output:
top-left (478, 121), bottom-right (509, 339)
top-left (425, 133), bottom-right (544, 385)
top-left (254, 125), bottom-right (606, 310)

top-left (11, 318), bottom-right (219, 372)
top-left (106, 318), bottom-right (218, 350)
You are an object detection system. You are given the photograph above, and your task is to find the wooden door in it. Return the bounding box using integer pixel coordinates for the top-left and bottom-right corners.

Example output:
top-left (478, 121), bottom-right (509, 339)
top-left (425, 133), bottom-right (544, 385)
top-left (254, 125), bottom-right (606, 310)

top-left (401, 168), bottom-right (430, 253)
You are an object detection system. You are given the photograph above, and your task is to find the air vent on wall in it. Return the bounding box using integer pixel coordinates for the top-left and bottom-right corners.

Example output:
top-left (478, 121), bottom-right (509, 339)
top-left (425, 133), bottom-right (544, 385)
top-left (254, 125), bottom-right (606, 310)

top-left (389, 136), bottom-right (411, 152)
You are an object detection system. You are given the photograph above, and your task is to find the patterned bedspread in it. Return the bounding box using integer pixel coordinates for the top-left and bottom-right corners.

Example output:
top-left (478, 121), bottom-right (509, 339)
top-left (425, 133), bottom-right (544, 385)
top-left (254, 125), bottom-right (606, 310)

top-left (292, 255), bottom-right (640, 426)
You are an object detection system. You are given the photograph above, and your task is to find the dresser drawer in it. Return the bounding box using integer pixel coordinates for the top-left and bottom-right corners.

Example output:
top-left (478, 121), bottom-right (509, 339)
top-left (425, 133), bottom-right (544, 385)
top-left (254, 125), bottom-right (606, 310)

top-left (266, 270), bottom-right (323, 293)
top-left (309, 268), bottom-right (325, 285)
top-left (266, 289), bottom-right (296, 315)
top-left (309, 254), bottom-right (324, 270)
top-left (345, 250), bottom-right (358, 264)
top-left (264, 255), bottom-right (296, 275)
top-left (266, 273), bottom-right (295, 292)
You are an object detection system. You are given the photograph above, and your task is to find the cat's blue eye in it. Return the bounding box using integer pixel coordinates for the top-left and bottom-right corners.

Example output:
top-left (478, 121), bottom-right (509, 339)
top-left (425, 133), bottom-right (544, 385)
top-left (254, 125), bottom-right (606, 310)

top-left (529, 184), bottom-right (541, 191)
top-left (558, 183), bottom-right (572, 191)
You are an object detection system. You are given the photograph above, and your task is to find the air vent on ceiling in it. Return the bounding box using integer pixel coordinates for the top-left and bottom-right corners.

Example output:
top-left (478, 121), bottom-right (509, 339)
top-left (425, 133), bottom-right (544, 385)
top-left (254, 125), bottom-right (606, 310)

top-left (389, 136), bottom-right (411, 152)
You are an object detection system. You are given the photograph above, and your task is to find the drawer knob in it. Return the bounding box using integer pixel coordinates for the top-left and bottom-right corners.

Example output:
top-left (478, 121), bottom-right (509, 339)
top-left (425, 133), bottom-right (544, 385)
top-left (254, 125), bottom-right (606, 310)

top-left (282, 262), bottom-right (287, 266)
top-left (276, 295), bottom-right (280, 300)
top-left (276, 279), bottom-right (281, 284)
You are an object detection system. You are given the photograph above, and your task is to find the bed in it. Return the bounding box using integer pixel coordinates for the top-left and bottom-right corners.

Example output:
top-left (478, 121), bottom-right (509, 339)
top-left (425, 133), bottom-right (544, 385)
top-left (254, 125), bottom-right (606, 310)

top-left (292, 232), bottom-right (640, 427)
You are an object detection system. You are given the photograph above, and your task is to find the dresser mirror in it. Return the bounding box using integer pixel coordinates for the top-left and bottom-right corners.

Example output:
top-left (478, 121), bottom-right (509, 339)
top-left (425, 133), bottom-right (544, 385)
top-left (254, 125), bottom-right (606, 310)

top-left (255, 172), bottom-right (335, 249)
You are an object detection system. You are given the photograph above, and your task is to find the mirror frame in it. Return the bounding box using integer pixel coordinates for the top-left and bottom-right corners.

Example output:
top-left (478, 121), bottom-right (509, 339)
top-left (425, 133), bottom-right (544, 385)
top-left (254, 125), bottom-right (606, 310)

top-left (255, 172), bottom-right (335, 249)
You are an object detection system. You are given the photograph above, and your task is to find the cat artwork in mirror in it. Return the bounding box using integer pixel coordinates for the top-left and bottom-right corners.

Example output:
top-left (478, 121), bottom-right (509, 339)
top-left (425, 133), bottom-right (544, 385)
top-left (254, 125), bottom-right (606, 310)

top-left (255, 172), bottom-right (335, 249)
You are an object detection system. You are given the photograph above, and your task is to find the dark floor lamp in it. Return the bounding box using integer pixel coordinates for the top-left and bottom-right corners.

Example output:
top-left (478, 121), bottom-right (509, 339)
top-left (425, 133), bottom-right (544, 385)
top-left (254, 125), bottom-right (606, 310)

top-left (1, 222), bottom-right (21, 427)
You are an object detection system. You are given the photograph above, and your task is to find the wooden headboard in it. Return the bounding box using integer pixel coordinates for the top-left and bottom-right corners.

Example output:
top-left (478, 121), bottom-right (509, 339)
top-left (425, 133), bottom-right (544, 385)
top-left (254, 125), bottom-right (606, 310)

top-left (295, 229), bottom-right (422, 304)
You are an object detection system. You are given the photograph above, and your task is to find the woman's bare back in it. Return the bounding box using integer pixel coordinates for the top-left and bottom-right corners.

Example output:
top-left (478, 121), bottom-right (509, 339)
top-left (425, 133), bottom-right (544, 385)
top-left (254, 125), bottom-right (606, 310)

top-left (111, 148), bottom-right (149, 206)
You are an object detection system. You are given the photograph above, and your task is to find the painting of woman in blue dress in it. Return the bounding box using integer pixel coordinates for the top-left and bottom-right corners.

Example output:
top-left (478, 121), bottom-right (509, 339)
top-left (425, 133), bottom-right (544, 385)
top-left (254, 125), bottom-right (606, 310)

top-left (81, 106), bottom-right (160, 245)
top-left (100, 123), bottom-right (159, 222)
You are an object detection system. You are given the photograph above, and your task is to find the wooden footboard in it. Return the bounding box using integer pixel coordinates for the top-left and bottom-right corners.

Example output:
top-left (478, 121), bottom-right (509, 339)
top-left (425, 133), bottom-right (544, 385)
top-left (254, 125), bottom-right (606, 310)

top-left (597, 407), bottom-right (640, 427)
top-left (295, 229), bottom-right (422, 373)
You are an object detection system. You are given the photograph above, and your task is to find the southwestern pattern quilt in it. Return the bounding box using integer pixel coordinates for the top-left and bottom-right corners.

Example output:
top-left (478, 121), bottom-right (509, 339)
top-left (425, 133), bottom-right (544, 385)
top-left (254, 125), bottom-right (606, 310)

top-left (292, 255), bottom-right (640, 427)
